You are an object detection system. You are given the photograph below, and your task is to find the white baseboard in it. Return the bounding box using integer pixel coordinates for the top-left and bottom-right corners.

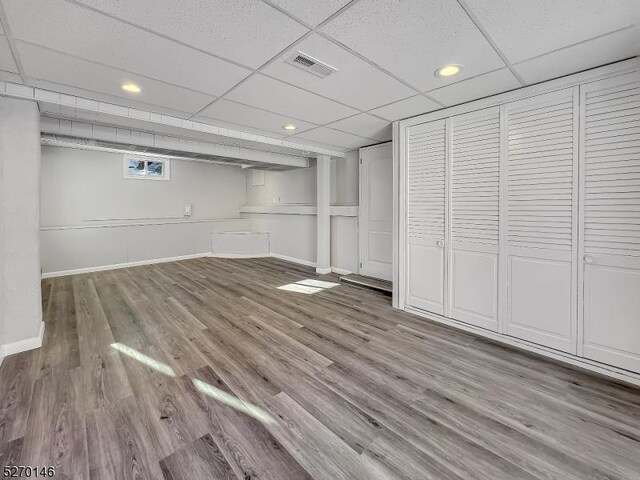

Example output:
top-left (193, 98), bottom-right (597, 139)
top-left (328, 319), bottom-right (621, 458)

top-left (331, 267), bottom-right (352, 275)
top-left (316, 267), bottom-right (333, 274)
top-left (405, 306), bottom-right (640, 387)
top-left (1, 321), bottom-right (46, 359)
top-left (41, 252), bottom-right (212, 278)
top-left (41, 252), bottom-right (322, 278)
top-left (269, 252), bottom-right (316, 268)
top-left (210, 253), bottom-right (270, 259)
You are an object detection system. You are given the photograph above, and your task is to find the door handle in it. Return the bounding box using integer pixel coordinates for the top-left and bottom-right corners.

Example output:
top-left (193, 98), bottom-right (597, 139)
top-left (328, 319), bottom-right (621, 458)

top-left (436, 240), bottom-right (445, 248)
top-left (584, 255), bottom-right (594, 264)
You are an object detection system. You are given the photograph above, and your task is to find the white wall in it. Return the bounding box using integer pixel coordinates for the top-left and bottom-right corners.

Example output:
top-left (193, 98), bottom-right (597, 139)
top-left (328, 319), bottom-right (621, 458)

top-left (332, 150), bottom-right (359, 205)
top-left (243, 152), bottom-right (360, 271)
top-left (0, 97), bottom-right (42, 347)
top-left (40, 146), bottom-right (248, 274)
top-left (246, 160), bottom-right (317, 206)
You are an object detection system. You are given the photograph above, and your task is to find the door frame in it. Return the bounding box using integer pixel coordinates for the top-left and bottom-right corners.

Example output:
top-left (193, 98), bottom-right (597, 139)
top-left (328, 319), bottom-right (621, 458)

top-left (358, 142), bottom-right (393, 280)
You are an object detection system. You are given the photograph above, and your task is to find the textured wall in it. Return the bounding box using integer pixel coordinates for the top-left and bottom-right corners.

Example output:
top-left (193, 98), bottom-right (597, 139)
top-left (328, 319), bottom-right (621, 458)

top-left (0, 97), bottom-right (42, 345)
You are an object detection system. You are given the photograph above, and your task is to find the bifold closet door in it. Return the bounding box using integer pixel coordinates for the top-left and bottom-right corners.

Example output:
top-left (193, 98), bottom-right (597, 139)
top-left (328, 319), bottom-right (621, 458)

top-left (406, 120), bottom-right (446, 314)
top-left (448, 108), bottom-right (500, 331)
top-left (503, 88), bottom-right (578, 353)
top-left (581, 71), bottom-right (640, 372)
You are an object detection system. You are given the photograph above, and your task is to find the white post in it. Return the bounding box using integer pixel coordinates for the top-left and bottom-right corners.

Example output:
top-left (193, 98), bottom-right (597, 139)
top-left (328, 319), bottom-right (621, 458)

top-left (316, 155), bottom-right (331, 274)
top-left (0, 96), bottom-right (43, 354)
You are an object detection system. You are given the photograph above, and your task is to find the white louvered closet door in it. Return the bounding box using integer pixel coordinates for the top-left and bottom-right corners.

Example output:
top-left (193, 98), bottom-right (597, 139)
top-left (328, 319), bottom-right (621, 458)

top-left (448, 108), bottom-right (500, 331)
top-left (503, 88), bottom-right (579, 353)
top-left (580, 71), bottom-right (640, 372)
top-left (406, 120), bottom-right (446, 314)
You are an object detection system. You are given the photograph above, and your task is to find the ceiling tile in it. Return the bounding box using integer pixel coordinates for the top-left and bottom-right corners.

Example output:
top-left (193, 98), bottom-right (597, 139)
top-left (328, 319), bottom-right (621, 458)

top-left (0, 35), bottom-right (18, 73)
top-left (72, 0), bottom-right (309, 68)
top-left (3, 0), bottom-right (251, 97)
top-left (464, 0), bottom-right (640, 63)
top-left (17, 42), bottom-right (215, 115)
top-left (195, 99), bottom-right (317, 136)
top-left (427, 68), bottom-right (521, 107)
top-left (261, 33), bottom-right (416, 110)
top-left (226, 74), bottom-right (358, 124)
top-left (266, 0), bottom-right (352, 27)
top-left (327, 113), bottom-right (391, 141)
top-left (513, 27), bottom-right (640, 85)
top-left (291, 126), bottom-right (374, 150)
top-left (369, 94), bottom-right (442, 121)
top-left (320, 0), bottom-right (505, 92)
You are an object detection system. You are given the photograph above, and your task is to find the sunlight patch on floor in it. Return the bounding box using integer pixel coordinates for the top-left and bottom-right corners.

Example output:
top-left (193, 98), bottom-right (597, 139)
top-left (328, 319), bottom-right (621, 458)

top-left (111, 342), bottom-right (176, 377)
top-left (278, 278), bottom-right (340, 295)
top-left (192, 378), bottom-right (275, 424)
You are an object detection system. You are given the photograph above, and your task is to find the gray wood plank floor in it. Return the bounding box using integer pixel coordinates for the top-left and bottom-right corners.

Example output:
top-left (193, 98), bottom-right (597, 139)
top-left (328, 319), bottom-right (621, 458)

top-left (1, 257), bottom-right (640, 479)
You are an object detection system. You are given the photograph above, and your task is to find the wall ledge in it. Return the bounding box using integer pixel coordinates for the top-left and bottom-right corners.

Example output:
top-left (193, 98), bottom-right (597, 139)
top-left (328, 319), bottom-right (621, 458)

top-left (240, 204), bottom-right (358, 217)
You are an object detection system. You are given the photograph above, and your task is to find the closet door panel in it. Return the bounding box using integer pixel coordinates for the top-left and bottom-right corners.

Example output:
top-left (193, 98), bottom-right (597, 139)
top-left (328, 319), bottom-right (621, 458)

top-left (581, 71), bottom-right (640, 372)
top-left (504, 88), bottom-right (578, 353)
top-left (508, 251), bottom-right (572, 345)
top-left (406, 120), bottom-right (446, 314)
top-left (408, 243), bottom-right (444, 312)
top-left (449, 108), bottom-right (500, 330)
top-left (450, 248), bottom-right (498, 326)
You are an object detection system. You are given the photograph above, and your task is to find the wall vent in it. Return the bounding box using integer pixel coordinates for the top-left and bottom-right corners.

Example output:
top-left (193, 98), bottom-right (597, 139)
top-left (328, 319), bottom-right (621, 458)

top-left (285, 51), bottom-right (338, 78)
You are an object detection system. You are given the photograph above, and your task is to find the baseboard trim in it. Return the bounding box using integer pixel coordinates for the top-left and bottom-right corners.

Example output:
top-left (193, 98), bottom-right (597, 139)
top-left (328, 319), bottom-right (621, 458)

top-left (331, 267), bottom-right (352, 275)
top-left (41, 253), bottom-right (212, 278)
top-left (41, 252), bottom-right (322, 278)
top-left (210, 253), bottom-right (270, 259)
top-left (1, 321), bottom-right (46, 358)
top-left (316, 267), bottom-right (333, 274)
top-left (405, 306), bottom-right (640, 387)
top-left (269, 253), bottom-right (317, 268)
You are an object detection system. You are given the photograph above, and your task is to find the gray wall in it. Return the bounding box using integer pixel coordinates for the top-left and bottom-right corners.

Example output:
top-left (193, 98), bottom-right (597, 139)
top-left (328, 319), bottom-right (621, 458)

top-left (0, 97), bottom-right (42, 346)
top-left (244, 151), bottom-right (360, 271)
top-left (332, 150), bottom-right (359, 206)
top-left (40, 146), bottom-right (248, 274)
top-left (246, 160), bottom-right (317, 206)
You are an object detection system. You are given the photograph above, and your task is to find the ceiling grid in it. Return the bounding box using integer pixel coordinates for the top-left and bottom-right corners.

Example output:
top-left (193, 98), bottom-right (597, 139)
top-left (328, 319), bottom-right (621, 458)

top-left (0, 0), bottom-right (636, 151)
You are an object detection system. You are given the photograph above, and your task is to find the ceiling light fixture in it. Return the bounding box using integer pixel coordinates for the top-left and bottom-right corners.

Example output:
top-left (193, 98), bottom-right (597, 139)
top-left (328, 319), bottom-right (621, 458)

top-left (282, 123), bottom-right (297, 131)
top-left (435, 64), bottom-right (464, 78)
top-left (121, 82), bottom-right (142, 93)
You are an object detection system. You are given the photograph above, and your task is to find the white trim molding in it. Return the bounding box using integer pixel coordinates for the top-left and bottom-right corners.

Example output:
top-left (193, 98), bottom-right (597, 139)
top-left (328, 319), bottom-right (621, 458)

top-left (41, 252), bottom-right (212, 278)
top-left (269, 252), bottom-right (316, 268)
top-left (331, 267), bottom-right (352, 275)
top-left (210, 253), bottom-right (270, 259)
top-left (316, 267), bottom-right (332, 275)
top-left (1, 321), bottom-right (46, 357)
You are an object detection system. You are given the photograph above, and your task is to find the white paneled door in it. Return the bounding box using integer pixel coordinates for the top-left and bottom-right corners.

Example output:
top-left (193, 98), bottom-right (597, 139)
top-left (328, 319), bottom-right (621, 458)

top-left (503, 88), bottom-right (579, 353)
top-left (580, 72), bottom-right (640, 372)
top-left (406, 120), bottom-right (447, 314)
top-left (359, 143), bottom-right (393, 281)
top-left (448, 108), bottom-right (501, 331)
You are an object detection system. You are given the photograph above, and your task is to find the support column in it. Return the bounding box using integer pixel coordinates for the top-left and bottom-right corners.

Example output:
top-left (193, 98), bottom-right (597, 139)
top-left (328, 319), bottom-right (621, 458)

top-left (0, 96), bottom-right (43, 355)
top-left (316, 155), bottom-right (331, 274)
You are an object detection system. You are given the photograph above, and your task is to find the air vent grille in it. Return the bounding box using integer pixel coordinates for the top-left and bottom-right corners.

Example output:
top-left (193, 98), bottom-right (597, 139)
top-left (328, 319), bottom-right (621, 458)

top-left (285, 51), bottom-right (337, 79)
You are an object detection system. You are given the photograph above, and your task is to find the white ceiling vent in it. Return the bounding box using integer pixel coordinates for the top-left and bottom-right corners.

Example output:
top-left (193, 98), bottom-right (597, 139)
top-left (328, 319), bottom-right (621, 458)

top-left (285, 51), bottom-right (338, 78)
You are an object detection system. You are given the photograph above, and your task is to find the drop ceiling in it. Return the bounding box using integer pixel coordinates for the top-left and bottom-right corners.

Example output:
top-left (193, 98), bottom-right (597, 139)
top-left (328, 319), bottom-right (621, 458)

top-left (0, 0), bottom-right (638, 151)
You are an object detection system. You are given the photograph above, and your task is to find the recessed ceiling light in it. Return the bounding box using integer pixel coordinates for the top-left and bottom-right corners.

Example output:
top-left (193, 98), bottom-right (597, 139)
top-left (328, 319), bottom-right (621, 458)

top-left (282, 123), bottom-right (297, 131)
top-left (121, 82), bottom-right (142, 93)
top-left (435, 64), bottom-right (464, 78)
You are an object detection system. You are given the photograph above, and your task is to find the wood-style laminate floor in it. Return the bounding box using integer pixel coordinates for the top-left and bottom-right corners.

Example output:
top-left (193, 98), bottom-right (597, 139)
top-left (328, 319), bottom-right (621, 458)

top-left (1, 257), bottom-right (640, 479)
